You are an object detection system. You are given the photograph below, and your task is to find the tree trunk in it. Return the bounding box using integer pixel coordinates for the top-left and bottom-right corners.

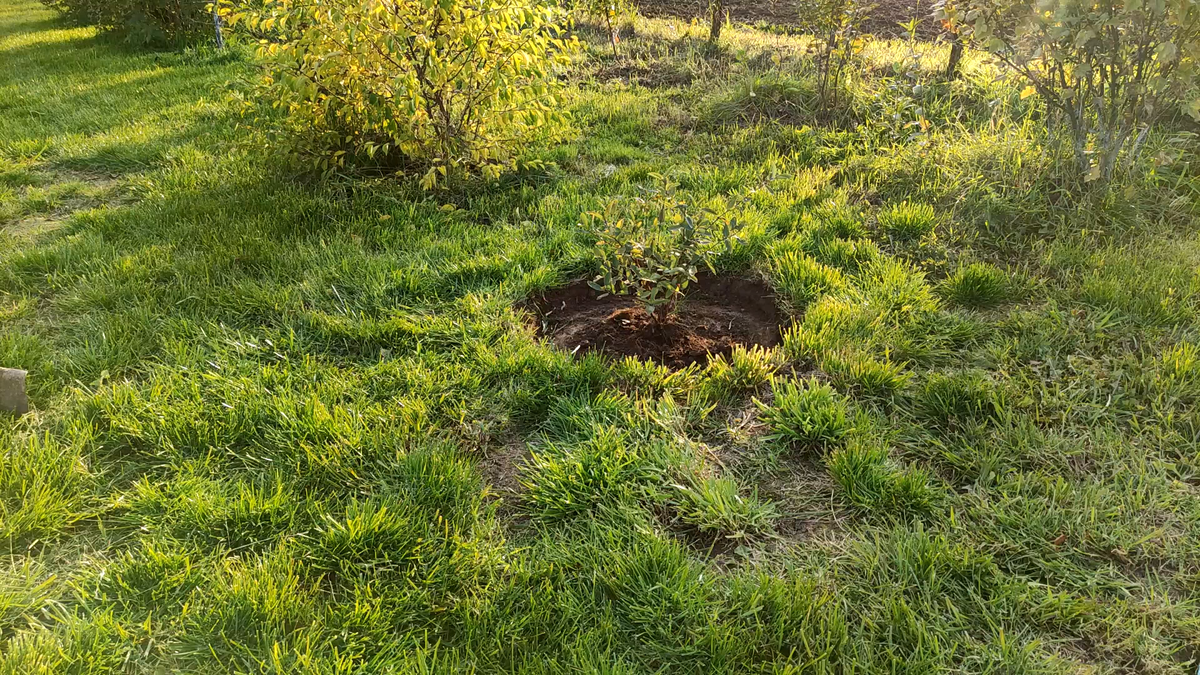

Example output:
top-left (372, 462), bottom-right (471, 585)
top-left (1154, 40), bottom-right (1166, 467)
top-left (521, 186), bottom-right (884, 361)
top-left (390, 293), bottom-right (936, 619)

top-left (212, 8), bottom-right (225, 49)
top-left (710, 1), bottom-right (723, 42)
top-left (605, 13), bottom-right (619, 55)
top-left (944, 40), bottom-right (963, 79)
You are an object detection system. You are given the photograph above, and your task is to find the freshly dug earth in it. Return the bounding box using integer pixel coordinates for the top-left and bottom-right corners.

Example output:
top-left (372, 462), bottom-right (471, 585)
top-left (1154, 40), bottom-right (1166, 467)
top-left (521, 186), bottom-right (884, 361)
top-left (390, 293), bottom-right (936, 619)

top-left (528, 275), bottom-right (783, 368)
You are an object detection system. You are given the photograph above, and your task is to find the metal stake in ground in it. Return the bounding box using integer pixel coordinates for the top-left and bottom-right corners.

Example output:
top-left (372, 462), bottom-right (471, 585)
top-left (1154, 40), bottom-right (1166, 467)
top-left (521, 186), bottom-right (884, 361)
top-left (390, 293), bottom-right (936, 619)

top-left (0, 368), bottom-right (29, 415)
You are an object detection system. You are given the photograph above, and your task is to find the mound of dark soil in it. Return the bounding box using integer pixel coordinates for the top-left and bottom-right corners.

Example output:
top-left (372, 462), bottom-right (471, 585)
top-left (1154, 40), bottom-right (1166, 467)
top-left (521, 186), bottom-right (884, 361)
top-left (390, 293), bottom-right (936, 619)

top-left (528, 275), bottom-right (783, 369)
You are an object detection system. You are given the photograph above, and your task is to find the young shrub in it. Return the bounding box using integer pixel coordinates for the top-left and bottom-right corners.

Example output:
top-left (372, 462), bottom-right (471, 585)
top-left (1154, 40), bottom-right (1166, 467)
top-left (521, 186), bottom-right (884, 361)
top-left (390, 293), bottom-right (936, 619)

top-left (709, 0), bottom-right (726, 42)
top-left (936, 0), bottom-right (1200, 184)
top-left (797, 0), bottom-right (871, 113)
top-left (41, 0), bottom-right (214, 48)
top-left (220, 0), bottom-right (577, 186)
top-left (919, 370), bottom-right (1003, 426)
top-left (877, 201), bottom-right (937, 242)
top-left (580, 0), bottom-right (630, 55)
top-left (757, 377), bottom-right (852, 449)
top-left (771, 250), bottom-right (846, 310)
top-left (823, 350), bottom-right (909, 397)
top-left (668, 476), bottom-right (778, 543)
top-left (587, 188), bottom-right (739, 325)
top-left (942, 263), bottom-right (1008, 309)
top-left (700, 345), bottom-right (783, 402)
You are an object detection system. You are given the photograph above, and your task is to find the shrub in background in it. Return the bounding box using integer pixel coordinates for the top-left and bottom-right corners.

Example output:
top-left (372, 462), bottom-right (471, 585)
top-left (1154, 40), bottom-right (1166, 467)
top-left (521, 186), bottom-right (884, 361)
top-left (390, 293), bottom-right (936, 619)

top-left (936, 0), bottom-right (1200, 184)
top-left (41, 0), bottom-right (214, 48)
top-left (796, 0), bottom-right (871, 113)
top-left (579, 0), bottom-right (630, 55)
top-left (219, 0), bottom-right (577, 187)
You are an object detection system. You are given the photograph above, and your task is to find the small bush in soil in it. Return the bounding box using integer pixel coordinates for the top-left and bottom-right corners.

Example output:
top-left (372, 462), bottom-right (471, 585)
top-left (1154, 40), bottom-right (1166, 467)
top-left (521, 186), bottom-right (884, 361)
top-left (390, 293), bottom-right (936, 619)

top-left (942, 263), bottom-right (1008, 309)
top-left (877, 201), bottom-right (937, 242)
top-left (758, 377), bottom-right (852, 449)
top-left (919, 370), bottom-right (1003, 426)
top-left (41, 0), bottom-right (213, 47)
top-left (220, 0), bottom-right (576, 186)
top-left (667, 476), bottom-right (778, 543)
top-left (587, 187), bottom-right (739, 325)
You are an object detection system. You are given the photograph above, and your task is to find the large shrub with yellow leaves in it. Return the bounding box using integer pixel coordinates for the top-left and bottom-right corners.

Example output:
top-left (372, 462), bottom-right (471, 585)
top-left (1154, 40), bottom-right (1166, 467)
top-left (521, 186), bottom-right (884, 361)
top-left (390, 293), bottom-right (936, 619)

top-left (220, 0), bottom-right (577, 187)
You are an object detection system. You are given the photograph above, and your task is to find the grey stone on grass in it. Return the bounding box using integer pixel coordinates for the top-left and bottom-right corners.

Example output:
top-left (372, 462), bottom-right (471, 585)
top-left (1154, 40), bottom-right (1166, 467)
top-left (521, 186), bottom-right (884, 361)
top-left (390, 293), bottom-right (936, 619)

top-left (0, 368), bottom-right (29, 415)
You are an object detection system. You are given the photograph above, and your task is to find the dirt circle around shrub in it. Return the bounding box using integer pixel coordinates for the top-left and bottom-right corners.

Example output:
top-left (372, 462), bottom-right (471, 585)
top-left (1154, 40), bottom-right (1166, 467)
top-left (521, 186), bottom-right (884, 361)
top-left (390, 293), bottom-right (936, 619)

top-left (527, 275), bottom-right (783, 369)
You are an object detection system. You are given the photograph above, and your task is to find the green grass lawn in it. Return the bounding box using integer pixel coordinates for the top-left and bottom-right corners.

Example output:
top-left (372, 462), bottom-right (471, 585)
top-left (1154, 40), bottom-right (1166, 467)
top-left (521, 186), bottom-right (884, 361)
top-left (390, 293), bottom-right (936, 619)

top-left (3, 0), bottom-right (1200, 672)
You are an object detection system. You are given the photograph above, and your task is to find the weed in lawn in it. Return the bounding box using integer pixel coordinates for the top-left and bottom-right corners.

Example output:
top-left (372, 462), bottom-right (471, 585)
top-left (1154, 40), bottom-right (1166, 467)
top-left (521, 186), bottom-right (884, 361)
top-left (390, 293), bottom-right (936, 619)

top-left (823, 349), bottom-right (910, 397)
top-left (666, 475), bottom-right (779, 545)
top-left (770, 248), bottom-right (846, 310)
top-left (758, 376), bottom-right (852, 449)
top-left (919, 369), bottom-right (1004, 426)
top-left (941, 262), bottom-right (1009, 308)
top-left (699, 344), bottom-right (783, 402)
top-left (877, 200), bottom-right (938, 242)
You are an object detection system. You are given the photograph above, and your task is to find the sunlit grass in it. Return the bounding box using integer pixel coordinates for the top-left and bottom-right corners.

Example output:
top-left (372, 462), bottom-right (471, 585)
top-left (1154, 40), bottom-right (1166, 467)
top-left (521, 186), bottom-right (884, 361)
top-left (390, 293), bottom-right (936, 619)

top-left (2, 0), bottom-right (1200, 672)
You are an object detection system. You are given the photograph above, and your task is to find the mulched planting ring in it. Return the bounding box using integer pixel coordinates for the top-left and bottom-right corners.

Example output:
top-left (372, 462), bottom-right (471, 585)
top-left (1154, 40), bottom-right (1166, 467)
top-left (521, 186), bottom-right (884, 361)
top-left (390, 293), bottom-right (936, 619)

top-left (528, 275), bottom-right (783, 369)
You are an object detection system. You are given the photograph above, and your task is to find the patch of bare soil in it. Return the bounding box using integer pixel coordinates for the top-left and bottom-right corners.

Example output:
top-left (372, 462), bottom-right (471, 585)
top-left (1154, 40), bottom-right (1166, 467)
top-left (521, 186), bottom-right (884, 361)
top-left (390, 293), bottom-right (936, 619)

top-left (528, 275), bottom-right (783, 369)
top-left (2, 216), bottom-right (67, 241)
top-left (637, 0), bottom-right (944, 40)
top-left (477, 438), bottom-right (529, 501)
